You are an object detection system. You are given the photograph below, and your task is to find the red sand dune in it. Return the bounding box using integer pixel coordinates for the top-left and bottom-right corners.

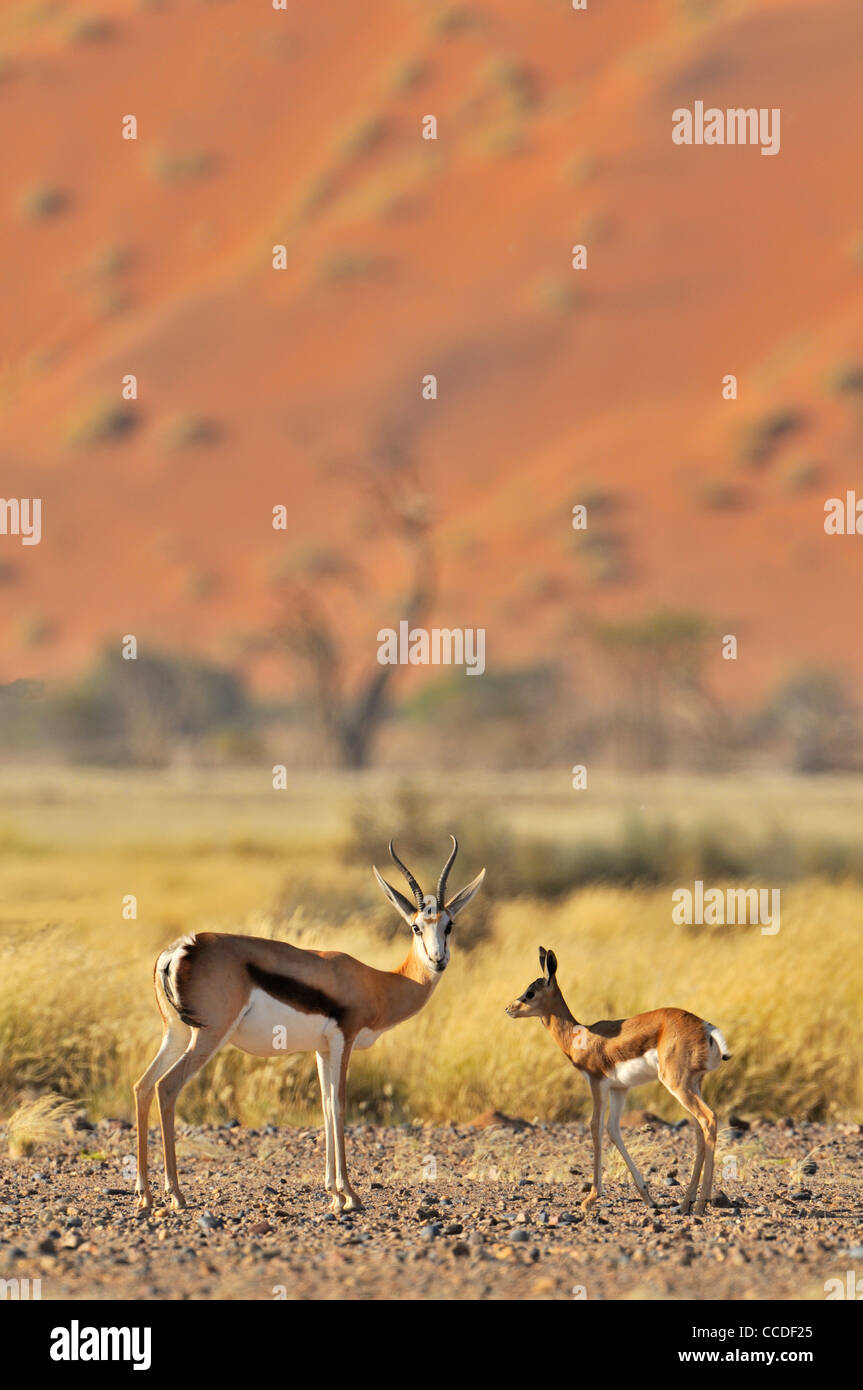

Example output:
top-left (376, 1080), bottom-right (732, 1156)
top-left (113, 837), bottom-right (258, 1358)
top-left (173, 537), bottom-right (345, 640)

top-left (1, 0), bottom-right (862, 703)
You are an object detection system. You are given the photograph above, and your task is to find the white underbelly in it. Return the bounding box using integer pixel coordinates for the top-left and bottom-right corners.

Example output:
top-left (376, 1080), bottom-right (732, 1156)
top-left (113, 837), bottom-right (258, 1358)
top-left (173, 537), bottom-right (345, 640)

top-left (607, 1048), bottom-right (659, 1089)
top-left (230, 988), bottom-right (338, 1058)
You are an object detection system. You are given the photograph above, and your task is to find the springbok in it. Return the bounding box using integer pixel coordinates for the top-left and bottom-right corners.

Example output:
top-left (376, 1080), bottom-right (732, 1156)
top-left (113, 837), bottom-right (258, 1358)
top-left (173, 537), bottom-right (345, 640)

top-left (506, 947), bottom-right (731, 1216)
top-left (133, 837), bottom-right (484, 1215)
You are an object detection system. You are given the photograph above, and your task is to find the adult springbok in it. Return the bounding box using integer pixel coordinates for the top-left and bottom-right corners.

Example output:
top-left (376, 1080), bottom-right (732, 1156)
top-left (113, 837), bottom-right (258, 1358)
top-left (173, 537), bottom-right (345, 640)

top-left (134, 837), bottom-right (484, 1214)
top-left (506, 948), bottom-right (731, 1216)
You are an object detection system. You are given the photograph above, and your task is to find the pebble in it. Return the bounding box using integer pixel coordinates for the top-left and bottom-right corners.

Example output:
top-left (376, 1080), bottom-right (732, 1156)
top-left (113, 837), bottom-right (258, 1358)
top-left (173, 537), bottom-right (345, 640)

top-left (1, 1119), bottom-right (860, 1299)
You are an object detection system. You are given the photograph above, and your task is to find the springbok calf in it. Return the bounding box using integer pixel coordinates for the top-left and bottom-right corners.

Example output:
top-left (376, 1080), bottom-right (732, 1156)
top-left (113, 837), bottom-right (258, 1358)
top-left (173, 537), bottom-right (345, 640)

top-left (134, 837), bottom-right (484, 1214)
top-left (506, 948), bottom-right (731, 1216)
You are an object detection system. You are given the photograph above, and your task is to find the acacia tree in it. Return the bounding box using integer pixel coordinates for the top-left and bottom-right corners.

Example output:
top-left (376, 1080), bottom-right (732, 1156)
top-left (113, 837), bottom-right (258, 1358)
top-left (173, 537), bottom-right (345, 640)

top-left (274, 444), bottom-right (436, 769)
top-left (592, 610), bottom-right (728, 770)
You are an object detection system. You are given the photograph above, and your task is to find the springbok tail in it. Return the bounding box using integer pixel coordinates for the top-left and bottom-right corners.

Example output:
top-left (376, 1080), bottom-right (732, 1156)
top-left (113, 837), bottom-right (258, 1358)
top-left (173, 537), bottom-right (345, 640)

top-left (707, 1024), bottom-right (732, 1061)
top-left (158, 935), bottom-right (203, 1028)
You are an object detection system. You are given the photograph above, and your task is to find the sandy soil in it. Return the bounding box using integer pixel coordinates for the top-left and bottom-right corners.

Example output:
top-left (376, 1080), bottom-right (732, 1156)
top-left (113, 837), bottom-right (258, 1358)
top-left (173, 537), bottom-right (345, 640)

top-left (1, 1114), bottom-right (860, 1301)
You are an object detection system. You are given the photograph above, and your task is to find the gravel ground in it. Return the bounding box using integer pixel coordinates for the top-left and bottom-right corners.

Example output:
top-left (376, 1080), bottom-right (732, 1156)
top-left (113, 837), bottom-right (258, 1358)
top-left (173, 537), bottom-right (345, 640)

top-left (1, 1114), bottom-right (860, 1301)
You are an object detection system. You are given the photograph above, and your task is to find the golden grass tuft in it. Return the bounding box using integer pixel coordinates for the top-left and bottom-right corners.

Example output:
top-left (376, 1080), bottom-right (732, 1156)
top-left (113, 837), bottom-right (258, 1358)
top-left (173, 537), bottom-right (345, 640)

top-left (5, 1093), bottom-right (79, 1157)
top-left (0, 771), bottom-right (860, 1131)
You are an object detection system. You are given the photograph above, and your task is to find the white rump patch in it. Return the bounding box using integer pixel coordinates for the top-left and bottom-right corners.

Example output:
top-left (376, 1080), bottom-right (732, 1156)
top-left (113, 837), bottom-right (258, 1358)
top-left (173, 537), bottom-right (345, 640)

top-left (704, 1022), bottom-right (730, 1070)
top-left (165, 934), bottom-right (198, 1000)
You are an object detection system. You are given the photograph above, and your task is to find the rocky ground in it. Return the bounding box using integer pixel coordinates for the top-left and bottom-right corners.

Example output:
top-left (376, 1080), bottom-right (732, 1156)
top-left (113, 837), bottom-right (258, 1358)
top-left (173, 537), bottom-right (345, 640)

top-left (0, 1113), bottom-right (860, 1301)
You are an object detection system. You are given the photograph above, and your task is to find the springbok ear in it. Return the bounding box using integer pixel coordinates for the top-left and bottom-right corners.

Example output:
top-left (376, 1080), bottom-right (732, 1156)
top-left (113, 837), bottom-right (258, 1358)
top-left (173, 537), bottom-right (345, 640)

top-left (373, 866), bottom-right (416, 925)
top-left (545, 949), bottom-right (558, 981)
top-left (538, 946), bottom-right (547, 975)
top-left (444, 868), bottom-right (486, 920)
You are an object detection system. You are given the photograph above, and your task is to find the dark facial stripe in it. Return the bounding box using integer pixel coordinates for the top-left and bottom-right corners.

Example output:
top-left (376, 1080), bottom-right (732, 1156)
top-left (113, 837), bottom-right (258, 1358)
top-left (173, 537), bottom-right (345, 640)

top-left (247, 962), bottom-right (346, 1025)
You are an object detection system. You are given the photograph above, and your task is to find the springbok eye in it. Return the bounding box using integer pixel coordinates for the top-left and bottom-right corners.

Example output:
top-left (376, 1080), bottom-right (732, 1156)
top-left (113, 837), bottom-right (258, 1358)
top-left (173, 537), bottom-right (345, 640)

top-left (445, 922), bottom-right (452, 935)
top-left (525, 990), bottom-right (534, 1000)
top-left (413, 923), bottom-right (422, 934)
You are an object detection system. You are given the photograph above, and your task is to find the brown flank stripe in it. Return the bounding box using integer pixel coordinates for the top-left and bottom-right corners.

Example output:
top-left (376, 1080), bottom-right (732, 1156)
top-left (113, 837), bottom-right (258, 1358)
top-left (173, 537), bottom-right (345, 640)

top-left (247, 961), bottom-right (347, 1025)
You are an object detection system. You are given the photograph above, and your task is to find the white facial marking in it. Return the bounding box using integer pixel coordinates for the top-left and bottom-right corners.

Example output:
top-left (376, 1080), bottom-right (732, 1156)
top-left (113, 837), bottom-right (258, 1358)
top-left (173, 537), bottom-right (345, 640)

top-left (414, 909), bottom-right (450, 972)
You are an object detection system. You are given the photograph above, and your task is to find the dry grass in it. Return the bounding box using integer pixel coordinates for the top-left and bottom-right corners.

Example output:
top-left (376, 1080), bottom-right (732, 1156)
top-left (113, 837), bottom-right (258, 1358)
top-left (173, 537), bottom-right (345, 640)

top-left (0, 771), bottom-right (860, 1132)
top-left (5, 1093), bottom-right (78, 1157)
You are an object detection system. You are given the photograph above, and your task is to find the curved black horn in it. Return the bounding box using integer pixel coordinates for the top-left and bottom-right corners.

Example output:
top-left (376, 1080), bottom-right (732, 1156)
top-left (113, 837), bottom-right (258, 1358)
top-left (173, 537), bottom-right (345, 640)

top-left (389, 840), bottom-right (424, 909)
top-left (436, 834), bottom-right (458, 909)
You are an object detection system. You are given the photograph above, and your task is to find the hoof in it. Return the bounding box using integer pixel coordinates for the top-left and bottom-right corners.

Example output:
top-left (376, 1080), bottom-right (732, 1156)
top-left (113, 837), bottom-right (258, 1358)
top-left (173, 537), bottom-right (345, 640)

top-left (580, 1187), bottom-right (600, 1216)
top-left (341, 1192), bottom-right (364, 1213)
top-left (168, 1192), bottom-right (186, 1212)
top-left (135, 1193), bottom-right (152, 1213)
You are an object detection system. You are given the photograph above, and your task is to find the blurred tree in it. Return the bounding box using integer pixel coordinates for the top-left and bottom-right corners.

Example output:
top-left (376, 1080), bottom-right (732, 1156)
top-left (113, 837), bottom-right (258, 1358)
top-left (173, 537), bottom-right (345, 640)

top-left (591, 610), bottom-right (727, 770)
top-left (274, 440), bottom-right (436, 769)
top-left (756, 669), bottom-right (861, 773)
top-left (53, 649), bottom-right (251, 765)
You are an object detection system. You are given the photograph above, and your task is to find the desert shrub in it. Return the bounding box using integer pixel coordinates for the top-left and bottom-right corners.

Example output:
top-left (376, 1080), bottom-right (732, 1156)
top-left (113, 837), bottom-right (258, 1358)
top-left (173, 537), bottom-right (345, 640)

top-left (64, 400), bottom-right (138, 447)
top-left (53, 648), bottom-right (254, 766)
top-left (780, 456), bottom-right (822, 492)
top-left (19, 183), bottom-right (68, 220)
top-left (827, 361), bottom-right (863, 399)
top-left (736, 408), bottom-right (804, 468)
top-left (148, 149), bottom-right (216, 182)
top-left (755, 669), bottom-right (862, 773)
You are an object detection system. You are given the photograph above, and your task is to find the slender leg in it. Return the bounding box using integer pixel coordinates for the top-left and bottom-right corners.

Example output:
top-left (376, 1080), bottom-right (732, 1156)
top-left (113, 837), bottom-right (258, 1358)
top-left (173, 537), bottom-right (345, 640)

top-left (580, 1078), bottom-right (607, 1215)
top-left (606, 1088), bottom-right (657, 1208)
top-left (155, 1024), bottom-right (234, 1210)
top-left (666, 1078), bottom-right (716, 1215)
top-left (694, 1093), bottom-right (717, 1215)
top-left (680, 1117), bottom-right (705, 1215)
top-left (133, 1020), bottom-right (190, 1211)
top-left (329, 1032), bottom-right (363, 1213)
top-left (315, 1050), bottom-right (336, 1204)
